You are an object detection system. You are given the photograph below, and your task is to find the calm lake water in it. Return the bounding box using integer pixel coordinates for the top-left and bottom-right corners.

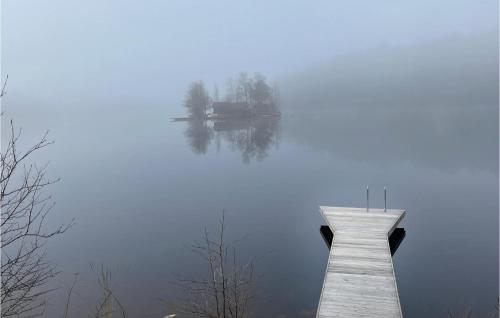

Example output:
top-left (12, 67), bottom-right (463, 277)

top-left (4, 102), bottom-right (498, 318)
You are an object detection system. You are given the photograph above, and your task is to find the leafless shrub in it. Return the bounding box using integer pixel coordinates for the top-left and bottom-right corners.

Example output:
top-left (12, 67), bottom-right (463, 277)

top-left (90, 264), bottom-right (126, 318)
top-left (1, 119), bottom-right (72, 317)
top-left (174, 211), bottom-right (256, 318)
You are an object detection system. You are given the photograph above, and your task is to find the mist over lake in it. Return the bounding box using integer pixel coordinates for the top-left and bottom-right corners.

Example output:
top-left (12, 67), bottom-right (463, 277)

top-left (1, 1), bottom-right (498, 317)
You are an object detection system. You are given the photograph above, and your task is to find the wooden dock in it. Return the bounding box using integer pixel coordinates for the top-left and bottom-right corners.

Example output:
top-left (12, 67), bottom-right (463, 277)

top-left (317, 206), bottom-right (406, 318)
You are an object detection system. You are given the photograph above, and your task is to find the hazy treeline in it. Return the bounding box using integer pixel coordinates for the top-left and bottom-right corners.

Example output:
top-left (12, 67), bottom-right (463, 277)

top-left (279, 32), bottom-right (498, 110)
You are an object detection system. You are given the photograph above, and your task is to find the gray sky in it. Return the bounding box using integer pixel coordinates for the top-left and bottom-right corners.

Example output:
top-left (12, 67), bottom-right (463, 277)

top-left (2, 0), bottom-right (498, 109)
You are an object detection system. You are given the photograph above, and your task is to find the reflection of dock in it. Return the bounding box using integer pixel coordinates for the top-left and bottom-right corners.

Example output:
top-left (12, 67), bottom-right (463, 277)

top-left (317, 206), bottom-right (405, 318)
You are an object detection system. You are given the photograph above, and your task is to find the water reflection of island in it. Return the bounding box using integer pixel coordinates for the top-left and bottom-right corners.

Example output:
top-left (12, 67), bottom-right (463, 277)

top-left (177, 72), bottom-right (281, 162)
top-left (185, 117), bottom-right (280, 163)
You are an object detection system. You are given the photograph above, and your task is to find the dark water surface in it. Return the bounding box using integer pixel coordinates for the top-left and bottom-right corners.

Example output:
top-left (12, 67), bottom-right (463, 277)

top-left (4, 103), bottom-right (498, 318)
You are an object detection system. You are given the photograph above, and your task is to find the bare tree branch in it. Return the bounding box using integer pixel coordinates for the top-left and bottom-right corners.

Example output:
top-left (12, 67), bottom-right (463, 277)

top-left (1, 119), bottom-right (73, 317)
top-left (63, 273), bottom-right (79, 318)
top-left (0, 74), bottom-right (8, 98)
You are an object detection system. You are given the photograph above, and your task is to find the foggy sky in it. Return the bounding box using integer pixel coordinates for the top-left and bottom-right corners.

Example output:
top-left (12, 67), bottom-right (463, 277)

top-left (2, 0), bottom-right (498, 110)
top-left (1, 3), bottom-right (498, 317)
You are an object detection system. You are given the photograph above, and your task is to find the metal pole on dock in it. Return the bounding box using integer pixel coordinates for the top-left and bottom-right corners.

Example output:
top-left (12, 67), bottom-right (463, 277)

top-left (384, 187), bottom-right (387, 212)
top-left (366, 186), bottom-right (369, 211)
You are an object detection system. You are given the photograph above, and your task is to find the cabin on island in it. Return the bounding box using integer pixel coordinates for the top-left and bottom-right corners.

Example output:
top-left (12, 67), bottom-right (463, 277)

top-left (212, 102), bottom-right (250, 117)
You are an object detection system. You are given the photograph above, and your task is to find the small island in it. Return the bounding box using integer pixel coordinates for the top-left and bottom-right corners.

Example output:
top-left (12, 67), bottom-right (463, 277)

top-left (173, 72), bottom-right (280, 121)
top-left (172, 72), bottom-right (282, 162)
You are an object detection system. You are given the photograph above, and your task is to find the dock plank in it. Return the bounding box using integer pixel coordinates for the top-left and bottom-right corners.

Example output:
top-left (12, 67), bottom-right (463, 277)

top-left (317, 207), bottom-right (405, 318)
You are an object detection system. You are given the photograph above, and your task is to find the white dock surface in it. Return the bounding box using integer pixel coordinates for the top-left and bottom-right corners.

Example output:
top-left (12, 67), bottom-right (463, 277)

top-left (317, 206), bottom-right (406, 318)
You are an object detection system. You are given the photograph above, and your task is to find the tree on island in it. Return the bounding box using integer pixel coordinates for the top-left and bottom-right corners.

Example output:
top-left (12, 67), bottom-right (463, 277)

top-left (224, 73), bottom-right (252, 104)
top-left (224, 73), bottom-right (275, 107)
top-left (185, 81), bottom-right (210, 119)
top-left (251, 73), bottom-right (273, 104)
